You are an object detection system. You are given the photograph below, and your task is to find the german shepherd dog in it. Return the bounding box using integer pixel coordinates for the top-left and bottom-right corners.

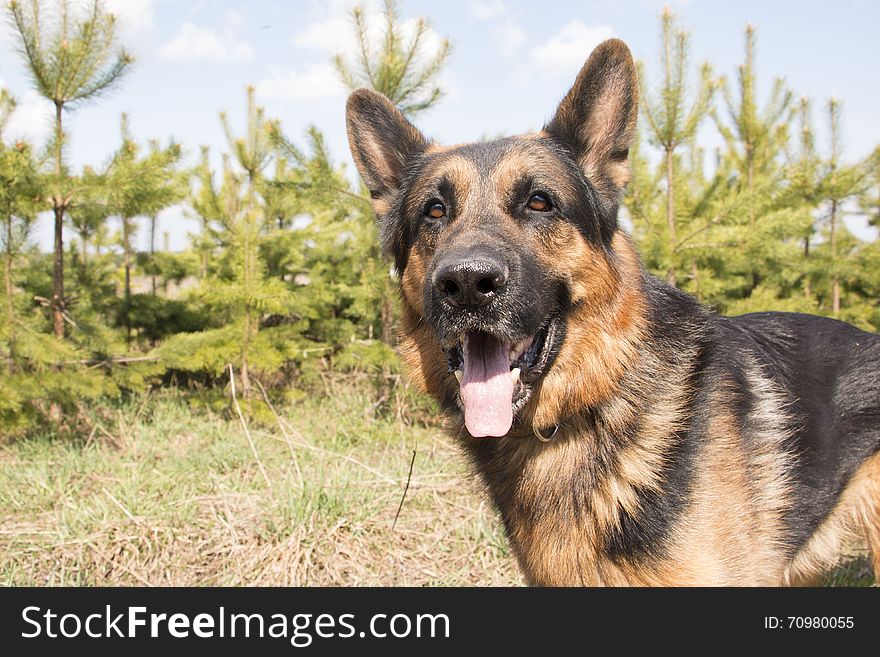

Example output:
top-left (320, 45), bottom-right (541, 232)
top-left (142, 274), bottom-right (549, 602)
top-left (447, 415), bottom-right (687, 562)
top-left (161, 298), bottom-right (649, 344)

top-left (345, 39), bottom-right (880, 586)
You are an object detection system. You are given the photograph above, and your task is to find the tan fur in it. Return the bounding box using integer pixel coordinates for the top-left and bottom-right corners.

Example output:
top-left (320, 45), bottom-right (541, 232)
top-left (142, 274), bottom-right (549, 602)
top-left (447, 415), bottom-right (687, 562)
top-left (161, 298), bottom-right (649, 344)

top-left (525, 232), bottom-right (645, 430)
top-left (404, 154), bottom-right (476, 219)
top-left (400, 242), bottom-right (429, 316)
top-left (665, 362), bottom-right (795, 585)
top-left (783, 451), bottom-right (880, 585)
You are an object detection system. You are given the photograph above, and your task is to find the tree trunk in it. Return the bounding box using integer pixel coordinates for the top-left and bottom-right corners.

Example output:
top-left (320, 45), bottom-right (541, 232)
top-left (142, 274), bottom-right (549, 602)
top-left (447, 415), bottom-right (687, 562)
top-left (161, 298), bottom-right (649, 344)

top-left (52, 204), bottom-right (65, 337)
top-left (804, 236), bottom-right (813, 299)
top-left (803, 236), bottom-right (811, 299)
top-left (241, 227), bottom-right (252, 399)
top-left (240, 203), bottom-right (254, 399)
top-left (665, 147), bottom-right (676, 286)
top-left (745, 143), bottom-right (759, 292)
top-left (380, 290), bottom-right (395, 346)
top-left (52, 101), bottom-right (65, 338)
top-left (241, 309), bottom-right (252, 399)
top-left (123, 217), bottom-right (132, 344)
top-left (149, 214), bottom-right (157, 295)
top-left (4, 217), bottom-right (15, 371)
top-left (830, 198), bottom-right (840, 317)
top-left (81, 232), bottom-right (88, 278)
top-left (746, 144), bottom-right (755, 227)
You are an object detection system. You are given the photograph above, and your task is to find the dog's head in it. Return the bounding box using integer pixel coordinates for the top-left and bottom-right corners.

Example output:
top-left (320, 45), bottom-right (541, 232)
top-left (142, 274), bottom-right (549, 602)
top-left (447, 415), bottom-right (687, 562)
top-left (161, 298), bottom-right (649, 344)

top-left (346, 39), bottom-right (643, 438)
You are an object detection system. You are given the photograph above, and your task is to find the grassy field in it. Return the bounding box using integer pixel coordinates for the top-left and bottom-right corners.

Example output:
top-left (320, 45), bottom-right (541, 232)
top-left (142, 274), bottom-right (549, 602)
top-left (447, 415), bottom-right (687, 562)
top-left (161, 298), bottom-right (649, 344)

top-left (0, 385), bottom-right (873, 586)
top-left (0, 386), bottom-right (519, 586)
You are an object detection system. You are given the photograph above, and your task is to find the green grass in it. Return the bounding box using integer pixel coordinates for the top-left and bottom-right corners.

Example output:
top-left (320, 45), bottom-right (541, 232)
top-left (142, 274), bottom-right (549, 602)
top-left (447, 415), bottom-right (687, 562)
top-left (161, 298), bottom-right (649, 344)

top-left (0, 385), bottom-right (873, 586)
top-left (0, 387), bottom-right (519, 586)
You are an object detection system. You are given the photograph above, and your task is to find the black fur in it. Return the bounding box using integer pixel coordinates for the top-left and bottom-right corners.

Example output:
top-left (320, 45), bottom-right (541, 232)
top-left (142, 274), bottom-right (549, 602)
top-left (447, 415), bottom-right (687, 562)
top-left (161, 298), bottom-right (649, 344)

top-left (723, 312), bottom-right (880, 552)
top-left (605, 280), bottom-right (713, 560)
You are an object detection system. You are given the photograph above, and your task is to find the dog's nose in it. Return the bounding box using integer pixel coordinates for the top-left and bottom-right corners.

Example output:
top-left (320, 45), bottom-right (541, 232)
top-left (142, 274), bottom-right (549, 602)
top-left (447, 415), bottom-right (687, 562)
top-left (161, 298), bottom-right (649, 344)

top-left (433, 258), bottom-right (508, 309)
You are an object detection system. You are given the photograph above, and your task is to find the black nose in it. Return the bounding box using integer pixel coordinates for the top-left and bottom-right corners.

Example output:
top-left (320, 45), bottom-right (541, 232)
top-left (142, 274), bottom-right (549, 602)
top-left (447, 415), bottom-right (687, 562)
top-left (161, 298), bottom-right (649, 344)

top-left (433, 257), bottom-right (508, 309)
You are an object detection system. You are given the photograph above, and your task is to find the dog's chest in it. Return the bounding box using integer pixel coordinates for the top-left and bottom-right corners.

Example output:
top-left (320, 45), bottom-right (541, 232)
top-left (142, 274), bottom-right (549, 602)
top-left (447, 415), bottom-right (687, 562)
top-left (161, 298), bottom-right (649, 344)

top-left (472, 435), bottom-right (613, 585)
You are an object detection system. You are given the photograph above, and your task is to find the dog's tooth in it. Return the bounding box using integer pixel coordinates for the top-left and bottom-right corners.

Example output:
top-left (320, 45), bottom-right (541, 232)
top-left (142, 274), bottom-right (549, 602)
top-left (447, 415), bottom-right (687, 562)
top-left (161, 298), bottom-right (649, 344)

top-left (511, 367), bottom-right (520, 384)
top-left (454, 370), bottom-right (462, 383)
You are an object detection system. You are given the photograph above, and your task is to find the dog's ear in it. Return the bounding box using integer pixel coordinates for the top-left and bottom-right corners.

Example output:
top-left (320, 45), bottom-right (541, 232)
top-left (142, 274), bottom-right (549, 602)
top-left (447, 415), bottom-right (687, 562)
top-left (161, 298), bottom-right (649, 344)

top-left (544, 39), bottom-right (638, 195)
top-left (346, 89), bottom-right (428, 210)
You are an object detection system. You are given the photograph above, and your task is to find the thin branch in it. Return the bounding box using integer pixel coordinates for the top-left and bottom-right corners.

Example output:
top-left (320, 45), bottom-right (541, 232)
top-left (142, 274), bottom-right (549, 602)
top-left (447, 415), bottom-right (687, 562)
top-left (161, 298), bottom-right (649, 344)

top-left (391, 449), bottom-right (416, 531)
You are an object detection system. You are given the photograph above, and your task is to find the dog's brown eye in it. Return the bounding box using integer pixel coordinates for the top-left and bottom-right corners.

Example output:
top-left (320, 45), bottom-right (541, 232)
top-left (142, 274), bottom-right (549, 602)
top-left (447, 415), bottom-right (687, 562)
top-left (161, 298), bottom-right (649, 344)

top-left (527, 193), bottom-right (551, 212)
top-left (425, 201), bottom-right (446, 220)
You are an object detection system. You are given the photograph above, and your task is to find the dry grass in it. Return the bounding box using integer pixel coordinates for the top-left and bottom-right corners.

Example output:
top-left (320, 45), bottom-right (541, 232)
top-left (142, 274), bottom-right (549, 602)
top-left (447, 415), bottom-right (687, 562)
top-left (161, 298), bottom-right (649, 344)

top-left (0, 388), bottom-right (520, 586)
top-left (0, 386), bottom-right (873, 586)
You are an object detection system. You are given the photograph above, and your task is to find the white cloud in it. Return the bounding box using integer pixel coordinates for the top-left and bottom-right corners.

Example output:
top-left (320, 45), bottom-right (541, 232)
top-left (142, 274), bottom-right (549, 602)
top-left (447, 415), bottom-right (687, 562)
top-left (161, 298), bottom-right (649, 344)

top-left (105, 0), bottom-right (155, 32)
top-left (2, 89), bottom-right (53, 146)
top-left (492, 19), bottom-right (526, 57)
top-left (159, 14), bottom-right (253, 63)
top-left (255, 63), bottom-right (347, 101)
top-left (468, 0), bottom-right (507, 20)
top-left (224, 8), bottom-right (245, 28)
top-left (290, 16), bottom-right (351, 50)
top-left (529, 21), bottom-right (614, 74)
top-left (465, 1), bottom-right (525, 60)
top-left (290, 4), bottom-right (446, 69)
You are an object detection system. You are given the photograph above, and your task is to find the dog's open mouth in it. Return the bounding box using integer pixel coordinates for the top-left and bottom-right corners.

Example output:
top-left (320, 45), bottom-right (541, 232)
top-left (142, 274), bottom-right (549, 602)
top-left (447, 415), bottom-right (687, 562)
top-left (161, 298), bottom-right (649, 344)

top-left (444, 316), bottom-right (560, 437)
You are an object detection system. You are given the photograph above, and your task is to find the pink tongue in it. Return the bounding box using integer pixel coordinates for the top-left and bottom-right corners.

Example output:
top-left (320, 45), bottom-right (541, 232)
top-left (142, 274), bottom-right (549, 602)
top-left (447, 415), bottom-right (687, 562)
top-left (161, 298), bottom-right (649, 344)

top-left (460, 333), bottom-right (514, 437)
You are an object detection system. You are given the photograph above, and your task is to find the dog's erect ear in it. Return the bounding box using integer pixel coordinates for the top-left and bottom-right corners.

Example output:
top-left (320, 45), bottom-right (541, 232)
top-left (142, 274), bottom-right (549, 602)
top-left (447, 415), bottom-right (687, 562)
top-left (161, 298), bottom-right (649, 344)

top-left (544, 39), bottom-right (639, 194)
top-left (346, 89), bottom-right (428, 210)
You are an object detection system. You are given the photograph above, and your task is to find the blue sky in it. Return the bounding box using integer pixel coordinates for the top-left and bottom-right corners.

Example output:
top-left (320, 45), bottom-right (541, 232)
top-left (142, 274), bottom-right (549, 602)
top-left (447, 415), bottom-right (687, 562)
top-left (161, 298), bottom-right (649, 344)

top-left (1, 0), bottom-right (878, 251)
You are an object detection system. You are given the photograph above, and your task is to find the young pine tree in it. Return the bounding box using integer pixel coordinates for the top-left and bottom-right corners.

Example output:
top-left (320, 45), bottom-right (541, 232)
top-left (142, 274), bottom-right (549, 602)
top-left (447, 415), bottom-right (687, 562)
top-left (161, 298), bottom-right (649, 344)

top-left (166, 89), bottom-right (298, 398)
top-left (815, 99), bottom-right (872, 320)
top-left (6, 0), bottom-right (133, 337)
top-left (859, 147), bottom-right (880, 231)
top-left (639, 6), bottom-right (714, 286)
top-left (0, 88), bottom-right (117, 435)
top-left (334, 0), bottom-right (451, 116)
top-left (218, 87), bottom-right (272, 396)
top-left (784, 97), bottom-right (825, 302)
top-left (104, 114), bottom-right (184, 343)
top-left (854, 147), bottom-right (880, 329)
top-left (712, 24), bottom-right (802, 304)
top-left (0, 89), bottom-right (41, 369)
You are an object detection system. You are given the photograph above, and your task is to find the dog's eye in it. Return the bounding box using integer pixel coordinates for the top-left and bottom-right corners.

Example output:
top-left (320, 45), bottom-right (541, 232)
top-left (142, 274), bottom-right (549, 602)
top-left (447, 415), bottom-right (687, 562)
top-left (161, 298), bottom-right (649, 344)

top-left (527, 193), bottom-right (551, 212)
top-left (425, 200), bottom-right (446, 220)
